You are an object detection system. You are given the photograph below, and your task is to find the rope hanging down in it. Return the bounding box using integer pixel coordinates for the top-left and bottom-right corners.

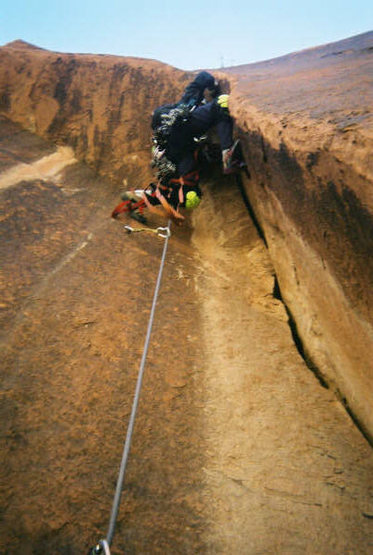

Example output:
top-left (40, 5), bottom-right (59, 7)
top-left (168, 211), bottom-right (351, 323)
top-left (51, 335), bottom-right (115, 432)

top-left (90, 221), bottom-right (172, 554)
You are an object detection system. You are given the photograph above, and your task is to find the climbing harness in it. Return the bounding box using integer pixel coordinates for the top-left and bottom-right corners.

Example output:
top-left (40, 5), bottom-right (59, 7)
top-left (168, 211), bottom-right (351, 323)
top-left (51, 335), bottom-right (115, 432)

top-left (89, 220), bottom-right (172, 555)
top-left (124, 224), bottom-right (171, 238)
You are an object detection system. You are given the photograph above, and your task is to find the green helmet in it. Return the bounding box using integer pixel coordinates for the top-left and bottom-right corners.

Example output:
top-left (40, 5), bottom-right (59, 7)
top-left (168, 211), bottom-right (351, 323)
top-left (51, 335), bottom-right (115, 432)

top-left (185, 190), bottom-right (201, 210)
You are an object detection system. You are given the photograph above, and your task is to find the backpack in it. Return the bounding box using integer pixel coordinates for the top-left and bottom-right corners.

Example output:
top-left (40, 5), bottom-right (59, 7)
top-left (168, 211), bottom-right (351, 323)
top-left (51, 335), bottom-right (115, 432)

top-left (151, 103), bottom-right (194, 181)
top-left (151, 103), bottom-right (192, 150)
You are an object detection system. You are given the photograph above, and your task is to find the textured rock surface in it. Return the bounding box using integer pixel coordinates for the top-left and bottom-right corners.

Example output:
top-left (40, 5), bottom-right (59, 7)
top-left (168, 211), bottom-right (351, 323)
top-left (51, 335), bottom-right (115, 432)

top-left (226, 31), bottom-right (373, 439)
top-left (1, 120), bottom-right (372, 554)
top-left (0, 35), bottom-right (372, 553)
top-left (193, 178), bottom-right (373, 553)
top-left (0, 117), bottom-right (208, 553)
top-left (1, 37), bottom-right (371, 439)
top-left (0, 40), bottom-right (190, 186)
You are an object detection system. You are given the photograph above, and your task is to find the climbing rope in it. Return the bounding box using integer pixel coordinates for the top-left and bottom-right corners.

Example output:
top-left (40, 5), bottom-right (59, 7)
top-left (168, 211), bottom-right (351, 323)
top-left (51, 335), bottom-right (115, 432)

top-left (90, 221), bottom-right (172, 555)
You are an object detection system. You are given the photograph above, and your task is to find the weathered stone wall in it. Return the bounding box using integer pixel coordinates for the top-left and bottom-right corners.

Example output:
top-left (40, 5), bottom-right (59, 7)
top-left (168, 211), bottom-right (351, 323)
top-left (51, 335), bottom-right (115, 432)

top-left (1, 36), bottom-right (372, 440)
top-left (228, 33), bottom-right (373, 439)
top-left (0, 41), bottom-right (189, 188)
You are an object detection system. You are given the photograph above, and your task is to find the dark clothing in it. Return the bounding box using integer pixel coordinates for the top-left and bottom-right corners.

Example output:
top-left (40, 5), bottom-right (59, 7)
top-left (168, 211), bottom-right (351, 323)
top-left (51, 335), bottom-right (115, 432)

top-left (169, 72), bottom-right (231, 175)
top-left (149, 71), bottom-right (233, 210)
top-left (190, 101), bottom-right (233, 149)
top-left (151, 71), bottom-right (217, 130)
top-left (166, 99), bottom-right (233, 175)
top-left (179, 71), bottom-right (218, 107)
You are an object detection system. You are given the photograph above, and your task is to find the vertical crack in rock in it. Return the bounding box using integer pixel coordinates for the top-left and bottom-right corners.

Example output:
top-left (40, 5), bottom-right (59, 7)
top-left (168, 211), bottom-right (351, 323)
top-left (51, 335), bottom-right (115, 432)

top-left (236, 169), bottom-right (372, 446)
top-left (236, 173), bottom-right (267, 246)
top-left (238, 175), bottom-right (327, 383)
top-left (273, 275), bottom-right (329, 390)
top-left (192, 176), bottom-right (373, 553)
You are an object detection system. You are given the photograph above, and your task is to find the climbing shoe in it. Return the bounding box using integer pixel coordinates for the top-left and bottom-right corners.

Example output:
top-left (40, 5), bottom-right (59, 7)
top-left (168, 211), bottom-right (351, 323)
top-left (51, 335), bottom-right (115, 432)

top-left (222, 139), bottom-right (249, 175)
top-left (222, 141), bottom-right (241, 174)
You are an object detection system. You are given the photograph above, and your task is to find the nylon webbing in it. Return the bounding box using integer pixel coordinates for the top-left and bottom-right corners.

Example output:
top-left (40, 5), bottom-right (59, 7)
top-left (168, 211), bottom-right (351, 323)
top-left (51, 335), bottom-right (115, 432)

top-left (91, 220), bottom-right (171, 554)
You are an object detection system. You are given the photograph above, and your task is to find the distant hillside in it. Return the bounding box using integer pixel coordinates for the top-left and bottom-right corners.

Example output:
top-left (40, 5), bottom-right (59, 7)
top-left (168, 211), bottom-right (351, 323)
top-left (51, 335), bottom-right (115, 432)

top-left (224, 30), bottom-right (373, 74)
top-left (3, 39), bottom-right (48, 51)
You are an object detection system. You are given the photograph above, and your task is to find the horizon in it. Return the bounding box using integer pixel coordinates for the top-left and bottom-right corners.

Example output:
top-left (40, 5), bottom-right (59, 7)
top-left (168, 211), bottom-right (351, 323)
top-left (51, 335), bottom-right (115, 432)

top-left (1, 1), bottom-right (372, 71)
top-left (3, 30), bottom-right (373, 73)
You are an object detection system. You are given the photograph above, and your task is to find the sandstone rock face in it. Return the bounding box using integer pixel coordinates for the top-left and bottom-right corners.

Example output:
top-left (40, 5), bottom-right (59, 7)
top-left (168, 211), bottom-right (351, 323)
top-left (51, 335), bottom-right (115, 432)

top-left (1, 119), bottom-right (372, 553)
top-left (2, 38), bottom-right (371, 440)
top-left (225, 31), bottom-right (373, 440)
top-left (0, 40), bottom-right (190, 187)
top-left (1, 35), bottom-right (373, 553)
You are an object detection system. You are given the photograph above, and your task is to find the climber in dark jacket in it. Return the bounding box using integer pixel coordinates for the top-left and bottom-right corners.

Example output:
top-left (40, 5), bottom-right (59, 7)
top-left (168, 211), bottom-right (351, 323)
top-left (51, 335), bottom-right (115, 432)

top-left (150, 71), bottom-right (220, 130)
top-left (152, 71), bottom-right (235, 178)
top-left (113, 72), bottom-right (239, 224)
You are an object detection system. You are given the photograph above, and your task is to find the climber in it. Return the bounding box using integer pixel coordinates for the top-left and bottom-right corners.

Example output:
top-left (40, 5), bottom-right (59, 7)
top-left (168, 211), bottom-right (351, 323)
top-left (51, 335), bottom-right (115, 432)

top-left (151, 71), bottom-right (240, 180)
top-left (112, 71), bottom-right (242, 224)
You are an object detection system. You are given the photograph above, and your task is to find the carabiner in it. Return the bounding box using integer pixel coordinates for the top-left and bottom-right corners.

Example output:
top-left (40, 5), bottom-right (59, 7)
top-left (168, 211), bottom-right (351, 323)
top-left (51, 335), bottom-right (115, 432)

top-left (89, 539), bottom-right (111, 555)
top-left (156, 226), bottom-right (171, 238)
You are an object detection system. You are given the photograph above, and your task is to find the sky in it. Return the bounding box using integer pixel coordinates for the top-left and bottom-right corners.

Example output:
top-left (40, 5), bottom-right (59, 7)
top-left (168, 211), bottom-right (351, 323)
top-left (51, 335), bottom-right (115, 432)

top-left (1, 0), bottom-right (372, 70)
